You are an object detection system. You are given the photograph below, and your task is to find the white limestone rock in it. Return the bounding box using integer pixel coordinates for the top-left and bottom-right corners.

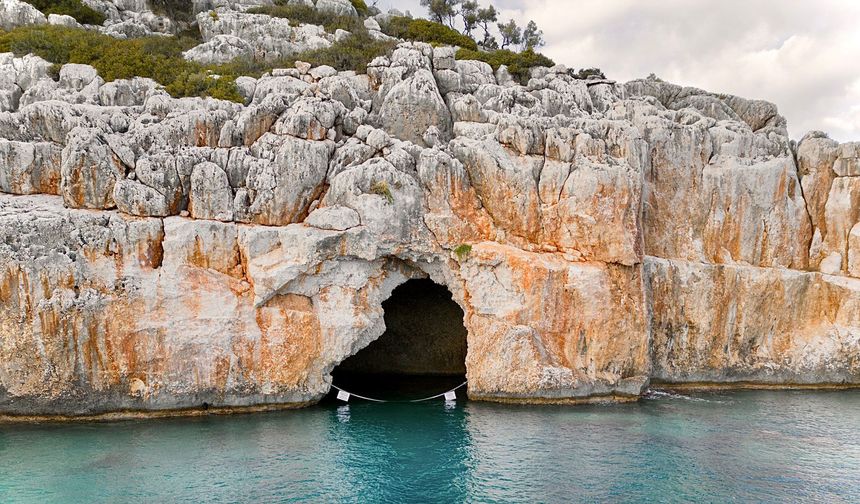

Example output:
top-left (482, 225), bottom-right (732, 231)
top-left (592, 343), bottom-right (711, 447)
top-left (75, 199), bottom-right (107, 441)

top-left (47, 13), bottom-right (80, 27)
top-left (61, 127), bottom-right (128, 209)
top-left (0, 139), bottom-right (61, 195)
top-left (0, 0), bottom-right (46, 30)
top-left (244, 134), bottom-right (335, 225)
top-left (379, 69), bottom-right (452, 147)
top-left (305, 204), bottom-right (361, 231)
top-left (183, 34), bottom-right (254, 64)
top-left (190, 161), bottom-right (234, 221)
top-left (315, 0), bottom-right (357, 17)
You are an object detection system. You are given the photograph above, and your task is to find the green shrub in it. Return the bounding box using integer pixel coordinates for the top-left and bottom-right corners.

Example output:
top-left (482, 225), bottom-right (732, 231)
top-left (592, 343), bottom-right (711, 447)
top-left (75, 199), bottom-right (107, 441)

top-left (453, 244), bottom-right (472, 261)
top-left (0, 26), bottom-right (243, 102)
top-left (24, 0), bottom-right (106, 25)
top-left (381, 16), bottom-right (477, 50)
top-left (370, 180), bottom-right (394, 203)
top-left (278, 30), bottom-right (396, 73)
top-left (248, 4), bottom-right (363, 33)
top-left (350, 0), bottom-right (369, 17)
top-left (455, 47), bottom-right (554, 84)
top-left (149, 0), bottom-right (195, 23)
top-left (571, 67), bottom-right (606, 80)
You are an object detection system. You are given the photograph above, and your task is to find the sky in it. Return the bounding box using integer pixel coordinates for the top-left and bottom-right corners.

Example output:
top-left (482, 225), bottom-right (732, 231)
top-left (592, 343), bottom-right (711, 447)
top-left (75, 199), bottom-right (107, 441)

top-left (378, 0), bottom-right (860, 142)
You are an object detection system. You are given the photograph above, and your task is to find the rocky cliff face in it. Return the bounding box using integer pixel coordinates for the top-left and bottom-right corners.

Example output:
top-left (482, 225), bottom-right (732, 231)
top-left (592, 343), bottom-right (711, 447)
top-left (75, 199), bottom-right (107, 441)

top-left (1, 0), bottom-right (858, 418)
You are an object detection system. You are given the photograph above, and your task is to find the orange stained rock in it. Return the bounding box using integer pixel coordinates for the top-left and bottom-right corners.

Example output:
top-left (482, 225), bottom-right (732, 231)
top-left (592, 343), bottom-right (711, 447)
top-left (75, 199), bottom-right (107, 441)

top-left (254, 294), bottom-right (322, 389)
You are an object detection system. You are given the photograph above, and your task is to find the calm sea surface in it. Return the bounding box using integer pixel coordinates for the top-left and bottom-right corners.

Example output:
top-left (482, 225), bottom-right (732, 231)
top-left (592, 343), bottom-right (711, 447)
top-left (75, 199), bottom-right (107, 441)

top-left (1, 389), bottom-right (858, 503)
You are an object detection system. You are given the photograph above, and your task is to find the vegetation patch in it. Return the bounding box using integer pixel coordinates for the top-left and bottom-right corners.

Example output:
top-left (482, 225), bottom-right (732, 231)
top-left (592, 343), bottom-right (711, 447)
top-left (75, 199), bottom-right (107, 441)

top-left (23, 0), bottom-right (106, 25)
top-left (1, 1), bottom-right (595, 103)
top-left (453, 244), bottom-right (472, 261)
top-left (570, 67), bottom-right (607, 80)
top-left (381, 16), bottom-right (477, 50)
top-left (455, 47), bottom-right (554, 84)
top-left (349, 0), bottom-right (369, 17)
top-left (0, 25), bottom-right (243, 102)
top-left (277, 31), bottom-right (396, 73)
top-left (248, 3), bottom-right (363, 33)
top-left (370, 180), bottom-right (394, 203)
top-left (149, 0), bottom-right (195, 23)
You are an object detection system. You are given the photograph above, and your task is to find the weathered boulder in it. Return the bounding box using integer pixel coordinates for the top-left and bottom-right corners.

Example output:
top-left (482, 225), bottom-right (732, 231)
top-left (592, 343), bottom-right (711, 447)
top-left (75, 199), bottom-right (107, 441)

top-left (61, 127), bottom-right (128, 209)
top-left (273, 96), bottom-right (344, 140)
top-left (378, 69), bottom-right (452, 147)
top-left (195, 10), bottom-right (333, 61)
top-left (114, 153), bottom-right (185, 217)
top-left (305, 204), bottom-right (361, 231)
top-left (182, 34), bottom-right (254, 65)
top-left (315, 0), bottom-right (357, 17)
top-left (0, 0), bottom-right (46, 30)
top-left (47, 13), bottom-right (80, 28)
top-left (0, 139), bottom-right (60, 195)
top-left (245, 134), bottom-right (335, 225)
top-left (190, 161), bottom-right (234, 221)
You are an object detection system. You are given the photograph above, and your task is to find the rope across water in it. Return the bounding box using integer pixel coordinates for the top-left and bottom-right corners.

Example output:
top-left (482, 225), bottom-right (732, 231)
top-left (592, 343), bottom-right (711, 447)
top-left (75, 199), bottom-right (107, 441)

top-left (331, 381), bottom-right (468, 403)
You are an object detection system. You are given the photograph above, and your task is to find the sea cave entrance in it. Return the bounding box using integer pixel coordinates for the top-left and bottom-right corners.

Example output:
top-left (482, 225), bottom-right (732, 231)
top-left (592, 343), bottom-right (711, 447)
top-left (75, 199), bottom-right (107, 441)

top-left (330, 278), bottom-right (468, 402)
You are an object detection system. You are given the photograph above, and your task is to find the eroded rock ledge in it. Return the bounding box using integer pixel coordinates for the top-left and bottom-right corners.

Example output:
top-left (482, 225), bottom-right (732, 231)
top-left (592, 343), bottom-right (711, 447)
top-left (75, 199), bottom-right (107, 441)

top-left (1, 36), bottom-right (859, 416)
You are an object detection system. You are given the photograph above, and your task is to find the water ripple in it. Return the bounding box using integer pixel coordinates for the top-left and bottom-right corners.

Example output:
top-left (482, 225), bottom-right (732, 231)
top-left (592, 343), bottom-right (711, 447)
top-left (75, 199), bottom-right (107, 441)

top-left (0, 390), bottom-right (858, 503)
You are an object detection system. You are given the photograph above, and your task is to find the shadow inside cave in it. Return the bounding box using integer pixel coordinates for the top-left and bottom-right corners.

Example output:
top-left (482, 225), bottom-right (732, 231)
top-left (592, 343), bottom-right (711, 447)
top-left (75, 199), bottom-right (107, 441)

top-left (327, 278), bottom-right (468, 403)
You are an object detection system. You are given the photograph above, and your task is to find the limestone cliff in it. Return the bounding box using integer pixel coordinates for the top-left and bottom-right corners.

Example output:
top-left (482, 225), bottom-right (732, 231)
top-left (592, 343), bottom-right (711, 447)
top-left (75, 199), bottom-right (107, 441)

top-left (0, 0), bottom-right (858, 418)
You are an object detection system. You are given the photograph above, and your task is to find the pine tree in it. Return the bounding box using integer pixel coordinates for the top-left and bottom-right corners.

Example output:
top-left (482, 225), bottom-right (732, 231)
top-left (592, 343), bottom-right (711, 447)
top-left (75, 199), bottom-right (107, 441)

top-left (460, 1), bottom-right (479, 37)
top-left (497, 19), bottom-right (521, 50)
top-left (420, 0), bottom-right (461, 28)
top-left (476, 4), bottom-right (498, 48)
top-left (521, 20), bottom-right (544, 50)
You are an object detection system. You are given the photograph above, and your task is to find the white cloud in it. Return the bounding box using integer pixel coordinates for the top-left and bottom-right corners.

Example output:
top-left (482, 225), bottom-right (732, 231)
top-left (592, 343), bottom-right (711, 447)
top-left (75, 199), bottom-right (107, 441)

top-left (377, 0), bottom-right (860, 141)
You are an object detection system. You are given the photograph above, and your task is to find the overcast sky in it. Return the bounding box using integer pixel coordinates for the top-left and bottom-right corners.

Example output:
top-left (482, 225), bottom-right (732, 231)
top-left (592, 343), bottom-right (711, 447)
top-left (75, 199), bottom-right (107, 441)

top-left (379, 0), bottom-right (860, 141)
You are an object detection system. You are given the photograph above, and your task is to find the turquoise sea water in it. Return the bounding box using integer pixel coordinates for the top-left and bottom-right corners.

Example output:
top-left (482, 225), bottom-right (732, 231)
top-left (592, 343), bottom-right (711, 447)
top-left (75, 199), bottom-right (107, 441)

top-left (1, 389), bottom-right (859, 503)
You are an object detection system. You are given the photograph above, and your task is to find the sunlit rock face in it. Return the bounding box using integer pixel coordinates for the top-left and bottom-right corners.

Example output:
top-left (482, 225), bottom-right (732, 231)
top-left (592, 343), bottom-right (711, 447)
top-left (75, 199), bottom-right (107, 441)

top-left (647, 257), bottom-right (860, 385)
top-left (0, 36), bottom-right (859, 417)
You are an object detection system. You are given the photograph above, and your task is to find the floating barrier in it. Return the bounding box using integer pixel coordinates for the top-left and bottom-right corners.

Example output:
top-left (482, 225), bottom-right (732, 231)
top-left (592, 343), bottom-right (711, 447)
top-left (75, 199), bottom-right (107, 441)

top-left (332, 381), bottom-right (467, 403)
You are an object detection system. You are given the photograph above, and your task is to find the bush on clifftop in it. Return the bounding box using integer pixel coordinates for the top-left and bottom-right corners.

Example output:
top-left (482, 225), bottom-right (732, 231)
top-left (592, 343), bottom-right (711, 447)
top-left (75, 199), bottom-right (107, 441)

top-left (23, 0), bottom-right (106, 25)
top-left (248, 3), bottom-right (363, 33)
top-left (0, 25), bottom-right (243, 102)
top-left (149, 0), bottom-right (195, 23)
top-left (455, 47), bottom-right (554, 84)
top-left (381, 16), bottom-right (478, 50)
top-left (278, 30), bottom-right (396, 73)
top-left (349, 0), bottom-right (369, 17)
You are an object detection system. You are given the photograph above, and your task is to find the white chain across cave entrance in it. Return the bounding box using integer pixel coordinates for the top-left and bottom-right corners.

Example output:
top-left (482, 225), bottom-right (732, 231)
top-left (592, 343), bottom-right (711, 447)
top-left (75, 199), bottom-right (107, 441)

top-left (328, 277), bottom-right (469, 403)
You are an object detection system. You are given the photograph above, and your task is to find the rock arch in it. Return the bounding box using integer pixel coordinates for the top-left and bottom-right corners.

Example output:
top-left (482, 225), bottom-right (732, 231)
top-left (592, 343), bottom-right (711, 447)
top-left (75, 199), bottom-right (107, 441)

top-left (331, 277), bottom-right (468, 396)
top-left (309, 257), bottom-right (472, 394)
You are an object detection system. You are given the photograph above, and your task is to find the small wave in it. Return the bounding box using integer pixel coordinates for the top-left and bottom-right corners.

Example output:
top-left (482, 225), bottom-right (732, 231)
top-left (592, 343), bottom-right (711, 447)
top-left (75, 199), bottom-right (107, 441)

top-left (644, 389), bottom-right (725, 403)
